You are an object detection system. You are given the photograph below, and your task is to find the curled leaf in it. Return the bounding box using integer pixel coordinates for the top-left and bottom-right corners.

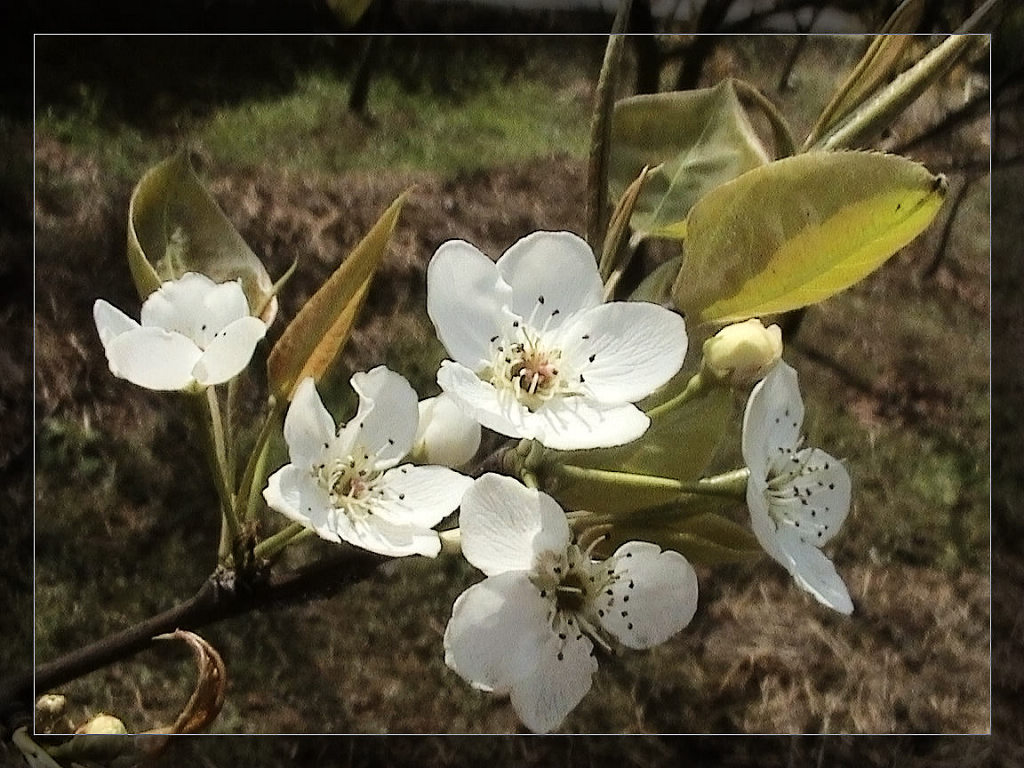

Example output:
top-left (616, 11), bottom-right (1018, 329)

top-left (600, 164), bottom-right (652, 283)
top-left (128, 151), bottom-right (277, 324)
top-left (150, 629), bottom-right (227, 735)
top-left (609, 80), bottom-right (770, 241)
top-left (267, 190), bottom-right (409, 401)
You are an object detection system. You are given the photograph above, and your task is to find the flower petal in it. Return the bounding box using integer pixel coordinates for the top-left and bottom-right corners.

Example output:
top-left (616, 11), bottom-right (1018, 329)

top-left (192, 315), bottom-right (266, 386)
top-left (742, 361), bottom-right (804, 475)
top-left (525, 397), bottom-right (651, 451)
top-left (509, 629), bottom-right (597, 733)
top-left (413, 394), bottom-right (482, 468)
top-left (283, 378), bottom-right (337, 468)
top-left (140, 272), bottom-right (220, 342)
top-left (336, 513), bottom-right (441, 558)
top-left (768, 448), bottom-right (850, 545)
top-left (775, 527), bottom-right (854, 615)
top-left (370, 464), bottom-right (473, 529)
top-left (263, 465), bottom-right (340, 543)
top-left (103, 327), bottom-right (202, 390)
top-left (746, 473), bottom-right (784, 563)
top-left (496, 231), bottom-right (603, 329)
top-left (460, 473), bottom-right (570, 577)
top-left (554, 301), bottom-right (687, 403)
top-left (350, 366), bottom-right (420, 468)
top-left (194, 278), bottom-right (253, 346)
top-left (93, 299), bottom-right (139, 347)
top-left (597, 541), bottom-right (699, 649)
top-left (437, 360), bottom-right (527, 439)
top-left (444, 571), bottom-right (552, 694)
top-left (427, 240), bottom-right (511, 369)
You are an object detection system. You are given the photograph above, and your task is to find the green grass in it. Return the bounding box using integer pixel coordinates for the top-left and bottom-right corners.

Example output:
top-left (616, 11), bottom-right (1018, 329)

top-left (37, 62), bottom-right (592, 185)
top-left (37, 91), bottom-right (158, 181)
top-left (199, 69), bottom-right (589, 177)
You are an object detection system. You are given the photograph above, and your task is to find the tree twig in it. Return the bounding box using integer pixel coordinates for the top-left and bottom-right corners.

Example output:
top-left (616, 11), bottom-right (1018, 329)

top-left (0, 549), bottom-right (386, 731)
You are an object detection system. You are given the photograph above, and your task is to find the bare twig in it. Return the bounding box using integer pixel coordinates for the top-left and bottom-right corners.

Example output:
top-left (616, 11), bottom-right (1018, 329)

top-left (0, 549), bottom-right (386, 731)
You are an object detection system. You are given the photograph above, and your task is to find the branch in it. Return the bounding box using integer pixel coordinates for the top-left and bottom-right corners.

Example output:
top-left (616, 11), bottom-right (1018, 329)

top-left (0, 549), bottom-right (386, 731)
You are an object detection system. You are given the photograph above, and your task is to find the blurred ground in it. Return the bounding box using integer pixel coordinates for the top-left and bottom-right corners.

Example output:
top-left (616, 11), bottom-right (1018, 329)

top-left (11, 29), bottom-right (1015, 765)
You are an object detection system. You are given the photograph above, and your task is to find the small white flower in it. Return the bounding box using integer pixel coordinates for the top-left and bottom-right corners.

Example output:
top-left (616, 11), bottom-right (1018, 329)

top-left (411, 393), bottom-right (482, 469)
top-left (263, 368), bottom-right (473, 558)
top-left (426, 231), bottom-right (687, 451)
top-left (93, 272), bottom-right (267, 391)
top-left (742, 361), bottom-right (853, 614)
top-left (444, 473), bottom-right (699, 733)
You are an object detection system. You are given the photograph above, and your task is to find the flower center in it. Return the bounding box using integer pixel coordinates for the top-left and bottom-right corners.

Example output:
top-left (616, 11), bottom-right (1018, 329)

top-left (314, 446), bottom-right (381, 520)
top-left (488, 322), bottom-right (573, 411)
top-left (532, 541), bottom-right (621, 656)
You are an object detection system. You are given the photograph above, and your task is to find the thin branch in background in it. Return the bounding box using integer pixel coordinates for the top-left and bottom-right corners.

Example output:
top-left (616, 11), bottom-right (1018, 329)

top-left (630, 0), bottom-right (660, 95)
top-left (776, 6), bottom-right (823, 92)
top-left (893, 88), bottom-right (991, 155)
top-left (923, 172), bottom-right (977, 280)
top-left (673, 0), bottom-right (734, 91)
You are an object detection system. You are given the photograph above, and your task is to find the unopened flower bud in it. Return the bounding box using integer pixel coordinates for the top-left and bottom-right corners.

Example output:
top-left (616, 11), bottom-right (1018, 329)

top-left (411, 394), bottom-right (481, 469)
top-left (76, 714), bottom-right (128, 735)
top-left (702, 319), bottom-right (782, 386)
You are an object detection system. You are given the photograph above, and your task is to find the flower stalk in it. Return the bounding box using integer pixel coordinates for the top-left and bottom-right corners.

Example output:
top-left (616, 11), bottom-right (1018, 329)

top-left (644, 371), bottom-right (712, 421)
top-left (194, 389), bottom-right (239, 565)
top-left (253, 522), bottom-right (309, 563)
top-left (554, 463), bottom-right (749, 501)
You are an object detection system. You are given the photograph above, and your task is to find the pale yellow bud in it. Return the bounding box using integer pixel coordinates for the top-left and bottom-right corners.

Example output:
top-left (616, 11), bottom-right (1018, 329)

top-left (702, 319), bottom-right (783, 386)
top-left (76, 713), bottom-right (128, 735)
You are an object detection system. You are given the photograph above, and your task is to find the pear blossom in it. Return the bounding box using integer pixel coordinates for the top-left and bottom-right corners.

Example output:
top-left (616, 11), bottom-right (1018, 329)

top-left (742, 361), bottom-right (853, 614)
top-left (411, 393), bottom-right (482, 469)
top-left (263, 368), bottom-right (472, 558)
top-left (444, 473), bottom-right (699, 733)
top-left (426, 231), bottom-right (687, 451)
top-left (93, 272), bottom-right (266, 391)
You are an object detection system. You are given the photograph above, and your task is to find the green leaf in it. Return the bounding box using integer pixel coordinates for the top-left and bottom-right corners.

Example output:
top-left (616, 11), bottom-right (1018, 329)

top-left (804, 0), bottom-right (926, 149)
top-left (657, 512), bottom-right (761, 565)
top-left (589, 507), bottom-right (761, 566)
top-left (608, 80), bottom-right (770, 241)
top-left (128, 151), bottom-right (277, 323)
top-left (267, 190), bottom-right (409, 401)
top-left (629, 255), bottom-right (682, 304)
top-left (548, 385), bottom-right (731, 515)
top-left (674, 151), bottom-right (947, 326)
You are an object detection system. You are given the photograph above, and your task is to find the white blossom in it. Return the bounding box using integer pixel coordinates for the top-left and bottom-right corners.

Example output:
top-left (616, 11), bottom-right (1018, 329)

top-left (426, 231), bottom-right (687, 451)
top-left (742, 361), bottom-right (853, 614)
top-left (93, 272), bottom-right (266, 391)
top-left (263, 368), bottom-right (472, 558)
top-left (444, 474), bottom-right (699, 732)
top-left (411, 393), bottom-right (482, 469)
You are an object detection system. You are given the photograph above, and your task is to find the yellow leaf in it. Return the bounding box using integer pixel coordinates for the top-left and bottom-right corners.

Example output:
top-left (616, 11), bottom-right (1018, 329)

top-left (267, 191), bottom-right (409, 401)
top-left (674, 151), bottom-right (946, 326)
